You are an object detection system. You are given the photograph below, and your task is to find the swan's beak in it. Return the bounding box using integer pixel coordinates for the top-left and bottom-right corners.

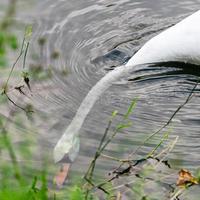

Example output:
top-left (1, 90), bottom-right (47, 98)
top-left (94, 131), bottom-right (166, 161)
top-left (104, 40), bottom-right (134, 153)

top-left (54, 163), bottom-right (71, 187)
top-left (56, 153), bottom-right (73, 163)
top-left (53, 132), bottom-right (80, 186)
top-left (53, 153), bottom-right (73, 187)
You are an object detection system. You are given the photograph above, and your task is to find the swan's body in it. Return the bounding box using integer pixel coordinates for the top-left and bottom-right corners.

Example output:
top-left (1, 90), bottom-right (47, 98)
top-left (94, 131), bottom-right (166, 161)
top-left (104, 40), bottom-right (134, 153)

top-left (54, 10), bottom-right (200, 163)
top-left (128, 10), bottom-right (200, 66)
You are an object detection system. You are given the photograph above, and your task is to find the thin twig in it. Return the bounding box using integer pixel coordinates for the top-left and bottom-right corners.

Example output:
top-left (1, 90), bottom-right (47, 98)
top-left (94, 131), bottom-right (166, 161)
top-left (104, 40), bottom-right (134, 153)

top-left (4, 36), bottom-right (26, 91)
top-left (4, 92), bottom-right (26, 111)
top-left (23, 42), bottom-right (29, 69)
top-left (132, 80), bottom-right (199, 156)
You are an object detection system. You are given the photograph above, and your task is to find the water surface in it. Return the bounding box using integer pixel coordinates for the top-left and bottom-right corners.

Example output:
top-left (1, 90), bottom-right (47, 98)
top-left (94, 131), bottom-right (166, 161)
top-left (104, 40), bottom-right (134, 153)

top-left (4, 0), bottom-right (200, 197)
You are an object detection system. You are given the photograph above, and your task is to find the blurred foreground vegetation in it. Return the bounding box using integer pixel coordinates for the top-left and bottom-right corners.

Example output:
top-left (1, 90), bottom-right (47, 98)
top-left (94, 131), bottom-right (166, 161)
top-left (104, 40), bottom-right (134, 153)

top-left (0, 1), bottom-right (200, 200)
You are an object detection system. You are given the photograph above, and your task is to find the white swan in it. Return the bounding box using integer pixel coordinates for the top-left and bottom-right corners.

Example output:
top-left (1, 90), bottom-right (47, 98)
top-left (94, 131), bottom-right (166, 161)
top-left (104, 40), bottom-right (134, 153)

top-left (53, 10), bottom-right (200, 163)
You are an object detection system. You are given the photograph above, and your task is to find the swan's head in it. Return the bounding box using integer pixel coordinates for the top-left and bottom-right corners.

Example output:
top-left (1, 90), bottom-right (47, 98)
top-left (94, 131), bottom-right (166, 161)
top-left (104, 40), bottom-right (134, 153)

top-left (53, 134), bottom-right (80, 163)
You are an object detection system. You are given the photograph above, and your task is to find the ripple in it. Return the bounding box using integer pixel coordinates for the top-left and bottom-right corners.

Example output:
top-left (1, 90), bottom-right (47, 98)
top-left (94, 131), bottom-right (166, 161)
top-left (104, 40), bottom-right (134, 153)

top-left (29, 0), bottom-right (200, 176)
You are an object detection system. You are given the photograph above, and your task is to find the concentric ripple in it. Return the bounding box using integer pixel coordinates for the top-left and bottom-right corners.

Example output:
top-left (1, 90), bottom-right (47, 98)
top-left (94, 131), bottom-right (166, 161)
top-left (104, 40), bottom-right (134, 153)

top-left (27, 0), bottom-right (200, 184)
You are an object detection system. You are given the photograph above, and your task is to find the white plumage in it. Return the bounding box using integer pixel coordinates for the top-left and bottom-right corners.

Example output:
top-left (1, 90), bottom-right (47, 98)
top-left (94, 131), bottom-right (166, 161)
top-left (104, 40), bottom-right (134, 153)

top-left (54, 10), bottom-right (200, 163)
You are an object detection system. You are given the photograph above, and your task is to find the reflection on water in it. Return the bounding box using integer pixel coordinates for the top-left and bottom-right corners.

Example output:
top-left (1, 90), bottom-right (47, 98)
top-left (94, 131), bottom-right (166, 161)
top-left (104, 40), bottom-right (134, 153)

top-left (5, 0), bottom-right (200, 191)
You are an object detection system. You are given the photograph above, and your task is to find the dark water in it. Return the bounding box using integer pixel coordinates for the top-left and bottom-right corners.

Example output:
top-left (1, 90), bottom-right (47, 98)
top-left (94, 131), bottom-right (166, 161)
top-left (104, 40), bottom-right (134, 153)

top-left (3, 0), bottom-right (200, 198)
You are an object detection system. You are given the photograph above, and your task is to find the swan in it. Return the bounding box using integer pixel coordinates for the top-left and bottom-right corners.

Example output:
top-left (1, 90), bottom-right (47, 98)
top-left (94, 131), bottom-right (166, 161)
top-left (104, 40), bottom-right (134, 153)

top-left (53, 10), bottom-right (200, 165)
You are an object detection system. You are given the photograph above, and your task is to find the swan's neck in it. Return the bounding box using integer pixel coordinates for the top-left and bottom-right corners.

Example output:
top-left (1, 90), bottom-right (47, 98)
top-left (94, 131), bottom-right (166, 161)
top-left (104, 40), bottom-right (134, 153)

top-left (66, 63), bottom-right (142, 138)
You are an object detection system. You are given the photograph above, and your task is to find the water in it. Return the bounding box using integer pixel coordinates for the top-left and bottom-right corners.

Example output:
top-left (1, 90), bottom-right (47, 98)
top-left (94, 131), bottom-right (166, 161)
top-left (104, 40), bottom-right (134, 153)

top-left (2, 0), bottom-right (200, 197)
top-left (31, 0), bottom-right (200, 162)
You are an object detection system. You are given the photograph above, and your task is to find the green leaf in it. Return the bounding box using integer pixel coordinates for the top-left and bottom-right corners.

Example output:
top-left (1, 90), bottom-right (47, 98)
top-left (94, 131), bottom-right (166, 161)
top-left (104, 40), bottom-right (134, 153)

top-left (25, 25), bottom-right (33, 41)
top-left (68, 186), bottom-right (85, 200)
top-left (0, 55), bottom-right (7, 67)
top-left (194, 168), bottom-right (200, 181)
top-left (0, 32), bottom-right (5, 46)
top-left (0, 135), bottom-right (7, 149)
top-left (124, 98), bottom-right (138, 119)
top-left (116, 121), bottom-right (132, 130)
top-left (21, 71), bottom-right (29, 78)
top-left (147, 133), bottom-right (169, 158)
top-left (7, 35), bottom-right (18, 50)
top-left (0, 188), bottom-right (28, 200)
top-left (112, 110), bottom-right (118, 118)
top-left (0, 46), bottom-right (6, 56)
